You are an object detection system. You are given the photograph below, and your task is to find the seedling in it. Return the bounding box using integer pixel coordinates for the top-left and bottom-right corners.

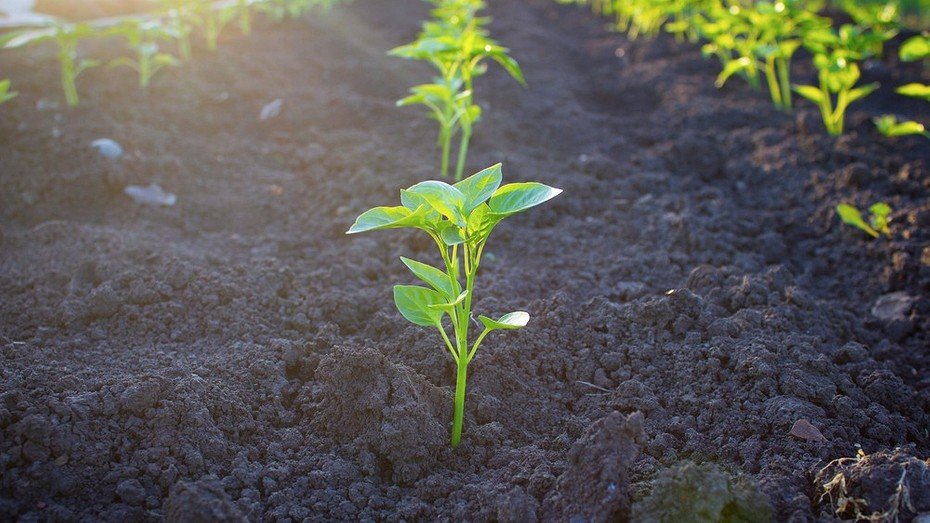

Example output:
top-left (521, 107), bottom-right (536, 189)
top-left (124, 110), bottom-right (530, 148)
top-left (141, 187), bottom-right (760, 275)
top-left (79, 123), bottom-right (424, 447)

top-left (836, 202), bottom-right (891, 238)
top-left (873, 115), bottom-right (929, 138)
top-left (5, 22), bottom-right (100, 107)
top-left (391, 0), bottom-right (525, 180)
top-left (0, 79), bottom-right (16, 105)
top-left (346, 164), bottom-right (561, 446)
top-left (108, 19), bottom-right (180, 89)
top-left (794, 50), bottom-right (878, 136)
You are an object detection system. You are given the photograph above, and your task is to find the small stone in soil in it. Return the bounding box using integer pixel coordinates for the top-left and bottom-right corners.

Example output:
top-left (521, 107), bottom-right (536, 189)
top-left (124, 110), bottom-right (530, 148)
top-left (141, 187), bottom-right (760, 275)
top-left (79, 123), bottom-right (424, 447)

top-left (90, 139), bottom-right (123, 160)
top-left (790, 418), bottom-right (826, 442)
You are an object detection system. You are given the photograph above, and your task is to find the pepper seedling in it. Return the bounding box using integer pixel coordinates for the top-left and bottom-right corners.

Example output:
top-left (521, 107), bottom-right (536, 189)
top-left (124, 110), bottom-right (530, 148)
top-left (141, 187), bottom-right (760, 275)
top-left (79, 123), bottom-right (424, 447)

top-left (108, 19), bottom-right (180, 89)
top-left (4, 22), bottom-right (100, 107)
top-left (0, 79), bottom-right (17, 105)
top-left (837, 202), bottom-right (891, 238)
top-left (873, 115), bottom-right (929, 138)
top-left (793, 50), bottom-right (878, 136)
top-left (391, 0), bottom-right (525, 181)
top-left (346, 164), bottom-right (561, 447)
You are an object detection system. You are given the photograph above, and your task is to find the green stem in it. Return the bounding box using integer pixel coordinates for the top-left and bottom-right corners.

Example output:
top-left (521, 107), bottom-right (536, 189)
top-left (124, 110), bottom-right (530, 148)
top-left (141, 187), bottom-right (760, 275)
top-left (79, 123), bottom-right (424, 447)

top-left (440, 127), bottom-right (451, 178)
top-left (451, 362), bottom-right (467, 447)
top-left (777, 57), bottom-right (792, 111)
top-left (454, 128), bottom-right (471, 182)
top-left (764, 56), bottom-right (782, 110)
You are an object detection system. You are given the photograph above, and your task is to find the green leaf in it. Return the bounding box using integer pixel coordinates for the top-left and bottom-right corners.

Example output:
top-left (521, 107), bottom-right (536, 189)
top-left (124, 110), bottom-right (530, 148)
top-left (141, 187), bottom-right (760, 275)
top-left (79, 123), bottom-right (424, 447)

top-left (454, 163), bottom-right (502, 214)
top-left (896, 83), bottom-right (930, 102)
top-left (793, 84), bottom-right (827, 105)
top-left (488, 182), bottom-right (562, 217)
top-left (715, 56), bottom-right (752, 88)
top-left (837, 203), bottom-right (879, 238)
top-left (491, 53), bottom-right (526, 86)
top-left (479, 311), bottom-right (530, 332)
top-left (466, 202), bottom-right (496, 241)
top-left (438, 222), bottom-right (466, 245)
top-left (400, 257), bottom-right (455, 298)
top-left (900, 35), bottom-right (930, 62)
top-left (428, 290), bottom-right (468, 311)
top-left (406, 180), bottom-right (467, 227)
top-left (393, 285), bottom-right (445, 327)
top-left (346, 205), bottom-right (428, 234)
top-left (873, 115), bottom-right (927, 137)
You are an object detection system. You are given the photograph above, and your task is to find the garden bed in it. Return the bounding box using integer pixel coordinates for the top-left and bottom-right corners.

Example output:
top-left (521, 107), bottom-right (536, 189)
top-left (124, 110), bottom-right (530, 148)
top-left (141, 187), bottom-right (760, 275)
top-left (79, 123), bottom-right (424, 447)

top-left (1, 0), bottom-right (929, 520)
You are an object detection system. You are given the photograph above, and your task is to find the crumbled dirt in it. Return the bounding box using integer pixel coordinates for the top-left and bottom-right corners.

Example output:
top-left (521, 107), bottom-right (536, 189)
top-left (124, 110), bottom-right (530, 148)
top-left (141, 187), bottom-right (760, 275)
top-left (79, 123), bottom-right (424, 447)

top-left (0, 0), bottom-right (928, 520)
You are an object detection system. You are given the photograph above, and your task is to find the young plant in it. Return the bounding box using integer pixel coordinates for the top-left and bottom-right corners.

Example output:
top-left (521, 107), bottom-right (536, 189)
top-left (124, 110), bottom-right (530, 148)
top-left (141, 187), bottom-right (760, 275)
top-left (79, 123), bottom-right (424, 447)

top-left (193, 0), bottom-right (238, 52)
top-left (837, 202), bottom-right (891, 238)
top-left (874, 114), bottom-right (929, 138)
top-left (346, 164), bottom-right (561, 447)
top-left (391, 0), bottom-right (525, 181)
top-left (0, 79), bottom-right (17, 105)
top-left (108, 19), bottom-right (180, 89)
top-left (158, 0), bottom-right (196, 60)
top-left (5, 23), bottom-right (100, 107)
top-left (794, 51), bottom-right (878, 135)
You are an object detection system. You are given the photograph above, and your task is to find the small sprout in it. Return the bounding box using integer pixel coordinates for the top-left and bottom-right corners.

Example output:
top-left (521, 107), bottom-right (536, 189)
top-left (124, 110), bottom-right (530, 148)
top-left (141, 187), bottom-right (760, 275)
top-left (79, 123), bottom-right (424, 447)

top-left (873, 115), bottom-right (929, 139)
top-left (5, 22), bottom-right (101, 107)
top-left (108, 19), bottom-right (181, 89)
top-left (347, 164), bottom-right (561, 446)
top-left (836, 202), bottom-right (892, 239)
top-left (391, 0), bottom-right (524, 180)
top-left (794, 50), bottom-right (878, 136)
top-left (0, 79), bottom-right (17, 105)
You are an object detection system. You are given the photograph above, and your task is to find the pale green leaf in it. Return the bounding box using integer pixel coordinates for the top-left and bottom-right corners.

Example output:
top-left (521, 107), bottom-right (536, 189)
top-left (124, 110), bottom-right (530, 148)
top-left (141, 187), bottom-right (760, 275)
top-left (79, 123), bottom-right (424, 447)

top-left (393, 285), bottom-right (445, 327)
top-left (400, 257), bottom-right (455, 298)
top-left (479, 311), bottom-right (530, 332)
top-left (488, 182), bottom-right (562, 217)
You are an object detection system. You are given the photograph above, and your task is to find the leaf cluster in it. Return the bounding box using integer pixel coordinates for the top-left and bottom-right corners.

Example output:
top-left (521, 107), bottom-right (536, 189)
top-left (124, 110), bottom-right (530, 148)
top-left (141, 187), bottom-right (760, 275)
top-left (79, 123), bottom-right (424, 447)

top-left (836, 202), bottom-right (892, 239)
top-left (390, 0), bottom-right (525, 180)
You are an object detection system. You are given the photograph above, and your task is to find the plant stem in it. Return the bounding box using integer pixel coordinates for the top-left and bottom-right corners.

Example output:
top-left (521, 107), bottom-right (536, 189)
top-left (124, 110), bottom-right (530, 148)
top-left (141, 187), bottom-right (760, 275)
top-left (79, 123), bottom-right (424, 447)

top-left (454, 128), bottom-right (471, 182)
top-left (440, 128), bottom-right (451, 178)
top-left (451, 362), bottom-right (467, 447)
top-left (777, 57), bottom-right (792, 110)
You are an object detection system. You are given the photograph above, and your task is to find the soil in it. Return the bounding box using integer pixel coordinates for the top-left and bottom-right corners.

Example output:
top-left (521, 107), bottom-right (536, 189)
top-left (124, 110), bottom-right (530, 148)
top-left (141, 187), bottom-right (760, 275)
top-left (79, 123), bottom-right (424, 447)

top-left (1, 0), bottom-right (929, 521)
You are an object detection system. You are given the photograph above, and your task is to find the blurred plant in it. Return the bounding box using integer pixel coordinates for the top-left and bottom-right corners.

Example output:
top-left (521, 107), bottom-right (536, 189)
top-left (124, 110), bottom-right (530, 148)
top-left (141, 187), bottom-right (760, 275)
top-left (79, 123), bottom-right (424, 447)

top-left (347, 164), bottom-right (561, 447)
top-left (836, 202), bottom-right (891, 238)
top-left (108, 19), bottom-right (180, 88)
top-left (5, 22), bottom-right (100, 107)
top-left (873, 114), bottom-right (929, 138)
top-left (391, 0), bottom-right (525, 180)
top-left (0, 79), bottom-right (17, 105)
top-left (713, 1), bottom-right (829, 111)
top-left (794, 30), bottom-right (879, 135)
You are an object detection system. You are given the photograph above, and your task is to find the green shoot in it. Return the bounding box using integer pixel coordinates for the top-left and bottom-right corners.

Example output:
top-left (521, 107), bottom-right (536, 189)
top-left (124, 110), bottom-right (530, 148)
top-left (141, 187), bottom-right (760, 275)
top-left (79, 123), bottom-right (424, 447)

top-left (899, 33), bottom-right (930, 62)
top-left (0, 79), bottom-right (17, 105)
top-left (391, 0), bottom-right (525, 181)
top-left (108, 19), bottom-right (180, 89)
top-left (346, 164), bottom-right (561, 447)
top-left (794, 49), bottom-right (878, 136)
top-left (873, 115), bottom-right (929, 138)
top-left (5, 23), bottom-right (100, 107)
top-left (837, 202), bottom-right (892, 238)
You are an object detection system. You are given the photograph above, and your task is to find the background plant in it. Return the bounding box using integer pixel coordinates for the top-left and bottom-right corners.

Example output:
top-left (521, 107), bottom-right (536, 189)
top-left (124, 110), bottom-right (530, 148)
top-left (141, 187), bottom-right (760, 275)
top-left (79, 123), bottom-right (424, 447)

top-left (5, 22), bottom-right (101, 107)
top-left (108, 19), bottom-right (180, 88)
top-left (837, 202), bottom-right (892, 238)
top-left (0, 79), bottom-right (17, 105)
top-left (391, 0), bottom-right (525, 181)
top-left (346, 164), bottom-right (561, 447)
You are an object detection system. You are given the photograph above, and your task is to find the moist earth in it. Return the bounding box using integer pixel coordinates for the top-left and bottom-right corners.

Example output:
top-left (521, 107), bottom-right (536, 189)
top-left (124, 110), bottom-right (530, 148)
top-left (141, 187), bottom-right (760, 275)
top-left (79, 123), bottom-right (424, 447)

top-left (0, 0), bottom-right (929, 521)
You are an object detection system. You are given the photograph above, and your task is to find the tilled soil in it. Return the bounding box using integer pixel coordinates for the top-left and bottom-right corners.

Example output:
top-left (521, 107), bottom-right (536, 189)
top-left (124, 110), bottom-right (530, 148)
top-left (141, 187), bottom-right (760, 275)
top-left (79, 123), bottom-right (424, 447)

top-left (1, 1), bottom-right (929, 521)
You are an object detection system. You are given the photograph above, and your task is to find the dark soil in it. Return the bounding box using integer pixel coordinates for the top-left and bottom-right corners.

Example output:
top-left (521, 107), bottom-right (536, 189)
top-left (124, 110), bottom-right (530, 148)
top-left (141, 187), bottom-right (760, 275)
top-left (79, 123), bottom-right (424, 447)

top-left (1, 0), bottom-right (929, 521)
